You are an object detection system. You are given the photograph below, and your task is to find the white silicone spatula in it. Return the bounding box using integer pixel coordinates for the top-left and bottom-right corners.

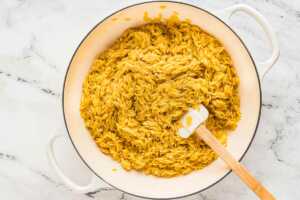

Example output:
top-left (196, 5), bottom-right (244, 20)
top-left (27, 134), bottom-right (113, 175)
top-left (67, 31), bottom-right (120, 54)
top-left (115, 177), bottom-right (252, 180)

top-left (178, 105), bottom-right (275, 200)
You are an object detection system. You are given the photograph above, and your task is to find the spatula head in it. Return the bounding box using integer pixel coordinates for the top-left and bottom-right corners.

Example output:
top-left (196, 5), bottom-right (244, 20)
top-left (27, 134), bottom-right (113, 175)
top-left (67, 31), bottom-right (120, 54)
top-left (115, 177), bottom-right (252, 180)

top-left (178, 105), bottom-right (209, 138)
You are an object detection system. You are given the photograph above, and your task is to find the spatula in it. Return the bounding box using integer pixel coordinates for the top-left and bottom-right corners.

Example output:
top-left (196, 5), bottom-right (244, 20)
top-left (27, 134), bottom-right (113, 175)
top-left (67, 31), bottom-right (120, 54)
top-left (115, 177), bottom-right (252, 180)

top-left (178, 105), bottom-right (275, 200)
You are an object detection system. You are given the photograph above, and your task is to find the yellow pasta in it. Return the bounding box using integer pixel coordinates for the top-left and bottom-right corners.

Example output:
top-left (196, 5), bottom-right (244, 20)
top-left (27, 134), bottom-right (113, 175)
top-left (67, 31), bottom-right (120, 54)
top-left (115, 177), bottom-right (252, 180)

top-left (80, 17), bottom-right (240, 177)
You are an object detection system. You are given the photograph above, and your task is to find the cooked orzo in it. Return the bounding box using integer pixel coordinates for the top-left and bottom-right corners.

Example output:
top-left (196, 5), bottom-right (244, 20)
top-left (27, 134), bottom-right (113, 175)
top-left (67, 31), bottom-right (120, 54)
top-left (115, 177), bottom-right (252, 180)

top-left (80, 17), bottom-right (240, 177)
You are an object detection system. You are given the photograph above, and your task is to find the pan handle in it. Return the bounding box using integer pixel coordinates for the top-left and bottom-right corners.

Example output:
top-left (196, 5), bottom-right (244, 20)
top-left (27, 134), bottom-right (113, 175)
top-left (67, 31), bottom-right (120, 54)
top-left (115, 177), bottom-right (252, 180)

top-left (47, 134), bottom-right (110, 193)
top-left (215, 4), bottom-right (279, 79)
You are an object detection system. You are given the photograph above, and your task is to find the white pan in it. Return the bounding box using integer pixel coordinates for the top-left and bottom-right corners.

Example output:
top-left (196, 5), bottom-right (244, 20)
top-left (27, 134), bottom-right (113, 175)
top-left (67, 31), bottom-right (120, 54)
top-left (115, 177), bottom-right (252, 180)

top-left (48, 1), bottom-right (279, 199)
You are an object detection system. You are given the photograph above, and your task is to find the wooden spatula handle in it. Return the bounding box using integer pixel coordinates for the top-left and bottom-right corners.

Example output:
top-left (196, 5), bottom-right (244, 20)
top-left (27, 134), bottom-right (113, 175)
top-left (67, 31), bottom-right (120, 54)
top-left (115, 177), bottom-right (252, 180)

top-left (196, 126), bottom-right (276, 200)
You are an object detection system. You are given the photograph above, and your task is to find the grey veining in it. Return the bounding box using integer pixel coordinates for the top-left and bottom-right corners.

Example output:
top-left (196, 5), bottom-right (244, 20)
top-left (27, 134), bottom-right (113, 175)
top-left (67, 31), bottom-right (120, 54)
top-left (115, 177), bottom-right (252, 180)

top-left (0, 0), bottom-right (300, 199)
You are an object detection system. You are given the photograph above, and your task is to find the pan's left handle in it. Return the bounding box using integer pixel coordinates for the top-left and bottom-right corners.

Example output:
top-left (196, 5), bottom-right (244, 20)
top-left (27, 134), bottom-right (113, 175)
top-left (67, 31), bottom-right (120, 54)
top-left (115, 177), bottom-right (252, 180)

top-left (215, 4), bottom-right (279, 79)
top-left (47, 134), bottom-right (109, 193)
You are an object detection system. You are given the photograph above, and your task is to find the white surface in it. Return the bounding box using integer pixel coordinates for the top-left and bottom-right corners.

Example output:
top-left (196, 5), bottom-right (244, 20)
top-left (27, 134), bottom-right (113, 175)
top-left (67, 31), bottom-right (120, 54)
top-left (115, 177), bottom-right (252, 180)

top-left (0, 0), bottom-right (299, 199)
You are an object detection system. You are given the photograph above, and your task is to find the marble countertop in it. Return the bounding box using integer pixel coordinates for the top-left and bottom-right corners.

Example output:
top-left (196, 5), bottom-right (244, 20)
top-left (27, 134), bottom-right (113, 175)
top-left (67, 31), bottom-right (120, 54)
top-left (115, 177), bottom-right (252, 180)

top-left (1, 0), bottom-right (300, 199)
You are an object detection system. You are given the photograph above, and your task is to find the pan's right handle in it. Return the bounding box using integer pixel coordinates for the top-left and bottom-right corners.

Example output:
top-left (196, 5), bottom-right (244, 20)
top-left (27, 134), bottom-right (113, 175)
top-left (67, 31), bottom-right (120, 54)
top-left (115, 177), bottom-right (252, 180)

top-left (47, 134), bottom-right (109, 193)
top-left (215, 4), bottom-right (280, 79)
